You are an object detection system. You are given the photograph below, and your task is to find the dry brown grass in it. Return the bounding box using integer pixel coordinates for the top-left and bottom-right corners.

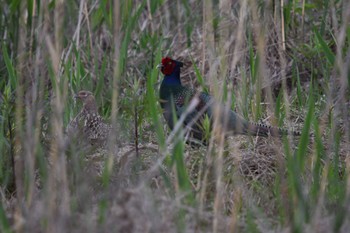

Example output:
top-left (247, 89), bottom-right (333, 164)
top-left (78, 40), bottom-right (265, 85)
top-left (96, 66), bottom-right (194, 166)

top-left (1, 0), bottom-right (350, 232)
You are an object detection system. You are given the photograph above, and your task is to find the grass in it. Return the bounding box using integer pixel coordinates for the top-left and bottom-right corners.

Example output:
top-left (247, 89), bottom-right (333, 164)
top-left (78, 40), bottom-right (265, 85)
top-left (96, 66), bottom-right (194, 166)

top-left (1, 0), bottom-right (350, 232)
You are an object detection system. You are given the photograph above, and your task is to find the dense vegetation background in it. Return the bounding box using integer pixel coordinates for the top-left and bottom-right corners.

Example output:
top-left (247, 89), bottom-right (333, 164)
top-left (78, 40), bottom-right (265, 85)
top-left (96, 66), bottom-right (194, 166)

top-left (0, 0), bottom-right (349, 232)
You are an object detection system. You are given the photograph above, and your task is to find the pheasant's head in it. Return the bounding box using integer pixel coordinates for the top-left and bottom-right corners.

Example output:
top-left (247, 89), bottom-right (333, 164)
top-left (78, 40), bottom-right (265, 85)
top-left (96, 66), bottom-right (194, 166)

top-left (74, 90), bottom-right (97, 112)
top-left (158, 57), bottom-right (183, 75)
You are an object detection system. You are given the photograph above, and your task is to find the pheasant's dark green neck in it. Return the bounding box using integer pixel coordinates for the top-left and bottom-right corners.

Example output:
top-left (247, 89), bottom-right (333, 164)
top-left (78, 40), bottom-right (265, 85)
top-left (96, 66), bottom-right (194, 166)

top-left (159, 70), bottom-right (183, 103)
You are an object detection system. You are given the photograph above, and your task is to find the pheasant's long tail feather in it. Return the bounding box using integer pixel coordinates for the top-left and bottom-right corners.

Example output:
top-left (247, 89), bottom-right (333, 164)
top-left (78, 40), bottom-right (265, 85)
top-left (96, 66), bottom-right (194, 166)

top-left (225, 110), bottom-right (300, 137)
top-left (245, 122), bottom-right (300, 137)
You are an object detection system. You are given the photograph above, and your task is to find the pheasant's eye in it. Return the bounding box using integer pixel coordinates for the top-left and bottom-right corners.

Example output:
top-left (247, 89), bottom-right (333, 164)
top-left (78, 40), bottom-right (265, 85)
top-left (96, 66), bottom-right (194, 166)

top-left (168, 62), bottom-right (172, 65)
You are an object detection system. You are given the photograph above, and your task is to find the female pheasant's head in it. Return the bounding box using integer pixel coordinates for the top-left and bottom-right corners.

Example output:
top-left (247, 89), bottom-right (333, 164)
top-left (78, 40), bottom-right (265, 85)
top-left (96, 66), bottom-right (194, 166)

top-left (158, 57), bottom-right (183, 76)
top-left (74, 90), bottom-right (97, 112)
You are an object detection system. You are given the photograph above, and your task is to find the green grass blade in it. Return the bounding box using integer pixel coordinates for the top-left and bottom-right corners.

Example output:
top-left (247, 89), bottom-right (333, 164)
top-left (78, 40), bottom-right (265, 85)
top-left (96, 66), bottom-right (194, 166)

top-left (0, 202), bottom-right (11, 233)
top-left (315, 29), bottom-right (335, 65)
top-left (190, 56), bottom-right (208, 93)
top-left (1, 44), bottom-right (17, 89)
top-left (146, 49), bottom-right (165, 148)
top-left (296, 83), bottom-right (314, 169)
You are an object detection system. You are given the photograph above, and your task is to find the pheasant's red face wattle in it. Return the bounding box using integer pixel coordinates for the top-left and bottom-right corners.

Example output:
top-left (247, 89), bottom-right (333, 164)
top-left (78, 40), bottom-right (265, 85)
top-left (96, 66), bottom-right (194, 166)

top-left (161, 57), bottom-right (176, 75)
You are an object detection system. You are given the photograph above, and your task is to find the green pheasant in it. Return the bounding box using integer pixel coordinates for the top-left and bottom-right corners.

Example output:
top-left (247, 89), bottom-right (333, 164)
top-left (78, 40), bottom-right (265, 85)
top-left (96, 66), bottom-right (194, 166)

top-left (157, 57), bottom-right (300, 144)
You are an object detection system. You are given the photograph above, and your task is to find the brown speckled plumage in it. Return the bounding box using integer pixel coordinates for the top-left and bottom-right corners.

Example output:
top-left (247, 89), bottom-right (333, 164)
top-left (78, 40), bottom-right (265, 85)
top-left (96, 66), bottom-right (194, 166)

top-left (66, 90), bottom-right (111, 148)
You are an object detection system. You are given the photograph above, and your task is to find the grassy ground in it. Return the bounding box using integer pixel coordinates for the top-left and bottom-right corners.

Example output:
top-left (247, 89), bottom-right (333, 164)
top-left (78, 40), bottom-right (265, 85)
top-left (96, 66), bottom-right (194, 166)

top-left (1, 0), bottom-right (350, 232)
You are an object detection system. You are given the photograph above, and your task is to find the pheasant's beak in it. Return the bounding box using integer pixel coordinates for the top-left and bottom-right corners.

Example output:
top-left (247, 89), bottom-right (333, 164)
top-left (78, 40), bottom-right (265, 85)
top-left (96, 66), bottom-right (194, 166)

top-left (156, 63), bottom-right (163, 69)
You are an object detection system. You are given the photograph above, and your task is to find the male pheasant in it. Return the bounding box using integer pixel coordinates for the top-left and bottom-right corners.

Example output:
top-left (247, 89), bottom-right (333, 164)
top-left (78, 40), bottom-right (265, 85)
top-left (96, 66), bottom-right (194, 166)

top-left (157, 57), bottom-right (299, 144)
top-left (66, 90), bottom-right (112, 148)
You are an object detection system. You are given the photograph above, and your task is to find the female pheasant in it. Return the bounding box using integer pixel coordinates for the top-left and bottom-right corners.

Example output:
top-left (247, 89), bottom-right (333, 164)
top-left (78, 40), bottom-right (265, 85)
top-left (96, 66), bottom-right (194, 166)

top-left (66, 90), bottom-right (112, 148)
top-left (158, 57), bottom-right (299, 144)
